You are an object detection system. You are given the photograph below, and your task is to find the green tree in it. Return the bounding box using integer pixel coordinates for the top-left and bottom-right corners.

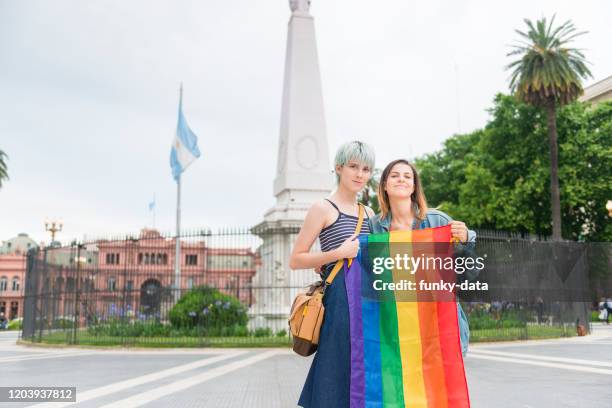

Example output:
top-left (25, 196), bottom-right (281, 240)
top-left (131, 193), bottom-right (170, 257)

top-left (415, 95), bottom-right (612, 242)
top-left (506, 15), bottom-right (592, 240)
top-left (416, 130), bottom-right (482, 215)
top-left (0, 150), bottom-right (8, 188)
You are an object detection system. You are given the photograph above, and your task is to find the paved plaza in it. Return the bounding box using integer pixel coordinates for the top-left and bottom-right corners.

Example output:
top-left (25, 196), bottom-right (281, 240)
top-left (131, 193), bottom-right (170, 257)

top-left (1, 325), bottom-right (612, 407)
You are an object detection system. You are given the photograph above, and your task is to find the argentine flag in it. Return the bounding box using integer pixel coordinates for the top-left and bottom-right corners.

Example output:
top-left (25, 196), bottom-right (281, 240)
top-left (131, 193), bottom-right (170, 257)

top-left (170, 90), bottom-right (201, 182)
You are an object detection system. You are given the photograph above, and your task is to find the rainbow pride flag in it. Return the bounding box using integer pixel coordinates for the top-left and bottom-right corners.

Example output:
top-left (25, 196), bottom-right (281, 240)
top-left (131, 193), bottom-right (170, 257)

top-left (345, 225), bottom-right (470, 408)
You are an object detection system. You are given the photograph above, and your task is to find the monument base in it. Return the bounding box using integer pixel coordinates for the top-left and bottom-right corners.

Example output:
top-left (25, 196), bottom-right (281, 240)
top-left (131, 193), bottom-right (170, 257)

top-left (247, 310), bottom-right (290, 334)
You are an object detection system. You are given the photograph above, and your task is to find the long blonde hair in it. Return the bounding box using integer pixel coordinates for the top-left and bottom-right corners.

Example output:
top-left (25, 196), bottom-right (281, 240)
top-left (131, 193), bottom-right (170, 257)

top-left (377, 159), bottom-right (428, 221)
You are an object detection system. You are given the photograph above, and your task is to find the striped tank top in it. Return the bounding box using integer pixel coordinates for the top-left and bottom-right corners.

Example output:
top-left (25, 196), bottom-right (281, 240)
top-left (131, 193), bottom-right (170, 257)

top-left (319, 199), bottom-right (370, 271)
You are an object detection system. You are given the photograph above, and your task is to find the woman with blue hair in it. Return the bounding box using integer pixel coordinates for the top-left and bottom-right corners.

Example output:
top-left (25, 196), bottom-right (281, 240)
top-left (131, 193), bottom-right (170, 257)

top-left (291, 140), bottom-right (376, 408)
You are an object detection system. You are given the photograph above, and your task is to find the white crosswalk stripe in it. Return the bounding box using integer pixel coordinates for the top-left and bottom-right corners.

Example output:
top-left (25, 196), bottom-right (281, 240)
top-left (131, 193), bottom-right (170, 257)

top-left (469, 352), bottom-right (612, 375)
top-left (0, 350), bottom-right (94, 363)
top-left (469, 348), bottom-right (612, 368)
top-left (98, 350), bottom-right (280, 408)
top-left (27, 350), bottom-right (249, 408)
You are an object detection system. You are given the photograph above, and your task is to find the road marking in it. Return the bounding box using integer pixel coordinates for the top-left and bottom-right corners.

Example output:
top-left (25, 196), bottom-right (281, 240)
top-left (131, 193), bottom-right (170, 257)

top-left (0, 351), bottom-right (94, 363)
top-left (469, 353), bottom-right (612, 375)
top-left (470, 349), bottom-right (612, 368)
top-left (98, 350), bottom-right (280, 408)
top-left (28, 351), bottom-right (248, 408)
top-left (472, 338), bottom-right (611, 349)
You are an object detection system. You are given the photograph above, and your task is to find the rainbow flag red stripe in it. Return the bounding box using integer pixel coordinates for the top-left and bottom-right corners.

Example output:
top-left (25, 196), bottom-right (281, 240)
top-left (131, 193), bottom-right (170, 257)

top-left (345, 225), bottom-right (470, 408)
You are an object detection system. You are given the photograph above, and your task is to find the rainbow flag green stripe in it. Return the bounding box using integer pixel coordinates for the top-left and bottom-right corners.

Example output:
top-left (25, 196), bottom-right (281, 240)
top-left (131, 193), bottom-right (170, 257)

top-left (346, 225), bottom-right (470, 408)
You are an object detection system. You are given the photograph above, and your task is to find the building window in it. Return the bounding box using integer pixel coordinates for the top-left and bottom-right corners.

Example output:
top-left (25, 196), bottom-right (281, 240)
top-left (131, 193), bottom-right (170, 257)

top-left (65, 278), bottom-right (74, 292)
top-left (108, 278), bottom-right (116, 292)
top-left (138, 253), bottom-right (143, 264)
top-left (84, 279), bottom-right (94, 292)
top-left (126, 280), bottom-right (134, 291)
top-left (0, 277), bottom-right (7, 292)
top-left (9, 301), bottom-right (18, 319)
top-left (106, 253), bottom-right (120, 265)
top-left (185, 254), bottom-right (198, 266)
top-left (12, 278), bottom-right (20, 292)
top-left (187, 277), bottom-right (194, 289)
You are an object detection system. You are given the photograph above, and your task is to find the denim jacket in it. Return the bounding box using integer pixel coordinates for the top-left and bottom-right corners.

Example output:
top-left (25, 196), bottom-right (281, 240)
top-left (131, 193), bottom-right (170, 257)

top-left (370, 209), bottom-right (474, 356)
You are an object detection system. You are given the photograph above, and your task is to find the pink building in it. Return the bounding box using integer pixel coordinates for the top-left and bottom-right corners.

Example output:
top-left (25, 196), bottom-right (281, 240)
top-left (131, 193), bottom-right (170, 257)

top-left (0, 254), bottom-right (26, 319)
top-left (35, 229), bottom-right (259, 322)
top-left (0, 233), bottom-right (40, 319)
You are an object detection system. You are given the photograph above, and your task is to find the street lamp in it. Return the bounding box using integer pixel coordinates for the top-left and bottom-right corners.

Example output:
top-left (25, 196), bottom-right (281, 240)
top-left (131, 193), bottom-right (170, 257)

top-left (607, 200), bottom-right (612, 217)
top-left (44, 219), bottom-right (63, 242)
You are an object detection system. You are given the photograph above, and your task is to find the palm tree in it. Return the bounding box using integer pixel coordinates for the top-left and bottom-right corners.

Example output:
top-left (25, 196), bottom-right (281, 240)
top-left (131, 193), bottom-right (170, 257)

top-left (506, 15), bottom-right (591, 240)
top-left (0, 150), bottom-right (8, 189)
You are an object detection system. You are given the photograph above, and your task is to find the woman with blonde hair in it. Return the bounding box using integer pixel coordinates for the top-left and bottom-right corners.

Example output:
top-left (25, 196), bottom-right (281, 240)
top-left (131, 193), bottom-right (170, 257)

top-left (293, 141), bottom-right (375, 408)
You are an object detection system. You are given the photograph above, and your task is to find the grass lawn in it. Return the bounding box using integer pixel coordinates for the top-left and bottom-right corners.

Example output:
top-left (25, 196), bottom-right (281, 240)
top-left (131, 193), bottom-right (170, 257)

top-left (24, 324), bottom-right (576, 348)
top-left (29, 330), bottom-right (292, 348)
top-left (470, 325), bottom-right (575, 342)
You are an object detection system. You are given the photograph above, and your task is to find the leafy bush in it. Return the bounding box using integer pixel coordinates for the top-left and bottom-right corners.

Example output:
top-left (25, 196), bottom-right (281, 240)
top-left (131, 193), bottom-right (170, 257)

top-left (168, 285), bottom-right (248, 331)
top-left (253, 328), bottom-right (273, 337)
top-left (276, 329), bottom-right (287, 337)
top-left (87, 319), bottom-right (171, 337)
top-left (8, 318), bottom-right (22, 330)
top-left (82, 287), bottom-right (253, 338)
top-left (53, 318), bottom-right (75, 329)
top-left (85, 320), bottom-right (255, 338)
top-left (468, 309), bottom-right (527, 330)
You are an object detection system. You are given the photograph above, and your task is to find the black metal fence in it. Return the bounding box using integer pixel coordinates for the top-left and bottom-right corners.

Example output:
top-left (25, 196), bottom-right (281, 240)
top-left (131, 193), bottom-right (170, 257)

top-left (20, 227), bottom-right (596, 347)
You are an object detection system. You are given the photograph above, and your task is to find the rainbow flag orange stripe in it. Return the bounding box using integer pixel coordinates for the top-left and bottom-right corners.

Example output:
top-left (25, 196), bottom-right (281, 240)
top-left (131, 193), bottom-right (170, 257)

top-left (346, 225), bottom-right (470, 408)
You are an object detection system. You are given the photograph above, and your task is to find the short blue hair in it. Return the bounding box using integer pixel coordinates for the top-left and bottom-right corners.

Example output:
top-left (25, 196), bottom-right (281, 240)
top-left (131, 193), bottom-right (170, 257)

top-left (334, 141), bottom-right (375, 182)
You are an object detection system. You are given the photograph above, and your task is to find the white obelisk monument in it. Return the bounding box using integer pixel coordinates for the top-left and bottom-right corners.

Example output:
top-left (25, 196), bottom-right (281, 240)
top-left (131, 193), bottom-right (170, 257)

top-left (250, 0), bottom-right (333, 331)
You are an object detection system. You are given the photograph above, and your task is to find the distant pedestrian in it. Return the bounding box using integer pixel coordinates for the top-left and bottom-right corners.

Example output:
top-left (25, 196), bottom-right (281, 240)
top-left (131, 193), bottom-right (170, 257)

top-left (599, 298), bottom-right (609, 324)
top-left (536, 296), bottom-right (544, 324)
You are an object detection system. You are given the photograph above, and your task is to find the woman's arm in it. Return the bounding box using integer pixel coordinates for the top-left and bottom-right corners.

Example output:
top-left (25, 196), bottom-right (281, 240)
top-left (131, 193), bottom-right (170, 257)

top-left (428, 210), bottom-right (479, 282)
top-left (289, 201), bottom-right (360, 270)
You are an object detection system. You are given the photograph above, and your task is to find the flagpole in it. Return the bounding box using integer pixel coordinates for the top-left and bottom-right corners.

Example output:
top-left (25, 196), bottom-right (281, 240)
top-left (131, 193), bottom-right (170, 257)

top-left (174, 84), bottom-right (183, 305)
top-left (174, 175), bottom-right (181, 304)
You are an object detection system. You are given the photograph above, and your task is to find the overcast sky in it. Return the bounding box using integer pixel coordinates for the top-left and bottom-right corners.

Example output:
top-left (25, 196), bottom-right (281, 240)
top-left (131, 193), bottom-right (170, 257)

top-left (0, 0), bottom-right (609, 244)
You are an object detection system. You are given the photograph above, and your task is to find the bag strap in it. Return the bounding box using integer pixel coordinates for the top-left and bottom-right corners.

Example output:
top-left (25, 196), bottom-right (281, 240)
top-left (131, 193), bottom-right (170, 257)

top-left (324, 203), bottom-right (365, 287)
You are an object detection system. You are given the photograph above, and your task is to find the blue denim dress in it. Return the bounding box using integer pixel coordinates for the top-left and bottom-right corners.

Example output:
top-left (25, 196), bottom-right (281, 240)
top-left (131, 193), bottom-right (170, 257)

top-left (298, 201), bottom-right (370, 408)
top-left (298, 262), bottom-right (351, 408)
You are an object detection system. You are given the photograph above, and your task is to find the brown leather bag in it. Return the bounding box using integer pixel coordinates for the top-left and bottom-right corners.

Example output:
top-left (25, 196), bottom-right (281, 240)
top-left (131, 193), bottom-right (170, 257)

top-left (289, 204), bottom-right (364, 356)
